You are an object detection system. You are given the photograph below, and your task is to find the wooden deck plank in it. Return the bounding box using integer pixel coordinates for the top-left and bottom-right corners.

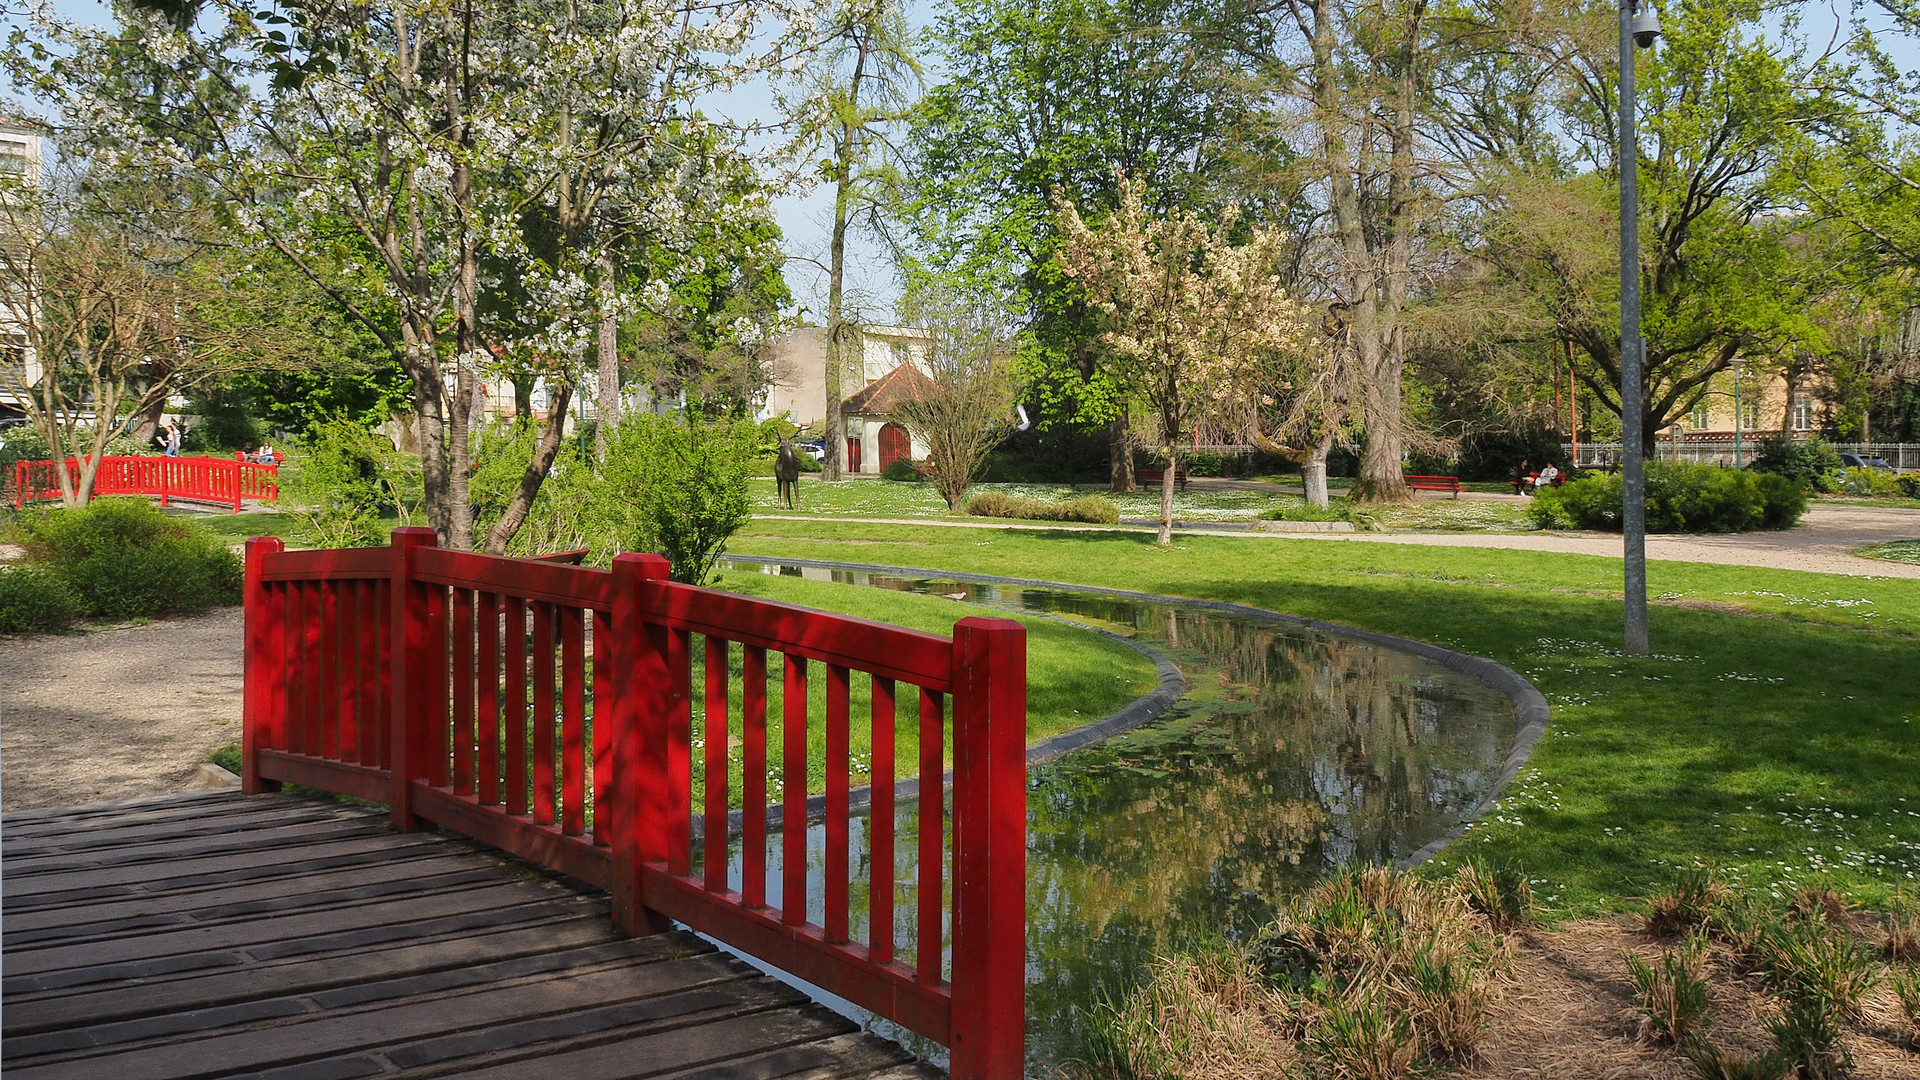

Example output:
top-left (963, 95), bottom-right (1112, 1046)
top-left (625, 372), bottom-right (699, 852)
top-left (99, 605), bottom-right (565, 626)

top-left (1, 792), bottom-right (934, 1080)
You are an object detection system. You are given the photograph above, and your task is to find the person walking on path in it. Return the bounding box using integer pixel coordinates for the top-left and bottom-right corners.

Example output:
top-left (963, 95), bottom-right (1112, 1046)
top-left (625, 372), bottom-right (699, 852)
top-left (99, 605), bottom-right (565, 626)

top-left (164, 423), bottom-right (181, 457)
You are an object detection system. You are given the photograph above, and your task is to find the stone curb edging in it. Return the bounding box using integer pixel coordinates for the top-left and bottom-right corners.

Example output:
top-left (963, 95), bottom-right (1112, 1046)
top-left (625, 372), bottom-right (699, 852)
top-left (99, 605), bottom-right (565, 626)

top-left (690, 557), bottom-right (1189, 840)
top-left (721, 554), bottom-right (1551, 868)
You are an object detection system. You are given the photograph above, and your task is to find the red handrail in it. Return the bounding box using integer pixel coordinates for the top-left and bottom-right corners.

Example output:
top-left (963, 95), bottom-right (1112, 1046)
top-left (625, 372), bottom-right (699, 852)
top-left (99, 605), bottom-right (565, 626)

top-left (13, 455), bottom-right (280, 513)
top-left (241, 529), bottom-right (1027, 1077)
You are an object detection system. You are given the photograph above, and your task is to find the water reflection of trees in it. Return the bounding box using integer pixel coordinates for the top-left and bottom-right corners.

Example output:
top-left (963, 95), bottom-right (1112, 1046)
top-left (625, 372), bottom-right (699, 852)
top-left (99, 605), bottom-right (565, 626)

top-left (1019, 608), bottom-right (1514, 1062)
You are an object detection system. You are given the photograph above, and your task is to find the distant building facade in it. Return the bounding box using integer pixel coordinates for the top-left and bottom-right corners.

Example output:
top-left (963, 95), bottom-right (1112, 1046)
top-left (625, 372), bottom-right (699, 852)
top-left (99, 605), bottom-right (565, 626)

top-left (765, 324), bottom-right (934, 475)
top-left (0, 120), bottom-right (46, 423)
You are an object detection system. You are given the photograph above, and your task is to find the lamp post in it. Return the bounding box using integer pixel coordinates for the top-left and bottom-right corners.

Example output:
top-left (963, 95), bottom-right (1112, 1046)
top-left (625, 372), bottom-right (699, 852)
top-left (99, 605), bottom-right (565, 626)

top-left (1619, 0), bottom-right (1659, 657)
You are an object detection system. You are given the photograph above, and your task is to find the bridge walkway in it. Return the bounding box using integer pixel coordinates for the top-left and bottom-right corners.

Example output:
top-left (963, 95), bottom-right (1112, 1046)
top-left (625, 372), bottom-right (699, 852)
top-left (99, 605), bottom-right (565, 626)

top-left (1, 790), bottom-right (937, 1080)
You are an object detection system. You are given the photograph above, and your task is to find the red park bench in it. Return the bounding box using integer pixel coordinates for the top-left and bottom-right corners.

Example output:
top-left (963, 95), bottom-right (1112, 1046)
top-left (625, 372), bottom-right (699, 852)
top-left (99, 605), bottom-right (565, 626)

top-left (1136, 466), bottom-right (1190, 489)
top-left (1404, 474), bottom-right (1462, 498)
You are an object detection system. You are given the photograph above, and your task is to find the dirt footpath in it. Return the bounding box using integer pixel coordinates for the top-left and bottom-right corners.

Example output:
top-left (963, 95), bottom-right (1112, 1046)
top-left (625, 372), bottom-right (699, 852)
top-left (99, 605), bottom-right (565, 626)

top-left (1, 607), bottom-right (243, 811)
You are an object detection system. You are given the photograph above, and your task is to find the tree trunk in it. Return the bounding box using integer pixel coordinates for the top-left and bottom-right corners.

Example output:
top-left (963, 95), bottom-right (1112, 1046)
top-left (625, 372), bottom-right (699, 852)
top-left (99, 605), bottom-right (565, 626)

top-left (1156, 447), bottom-right (1178, 547)
top-left (596, 246), bottom-right (619, 457)
top-left (484, 381), bottom-right (574, 555)
top-left (1108, 411), bottom-right (1134, 493)
top-left (1303, 425), bottom-right (1337, 508)
top-left (823, 139), bottom-right (854, 482)
top-left (1351, 328), bottom-right (1409, 502)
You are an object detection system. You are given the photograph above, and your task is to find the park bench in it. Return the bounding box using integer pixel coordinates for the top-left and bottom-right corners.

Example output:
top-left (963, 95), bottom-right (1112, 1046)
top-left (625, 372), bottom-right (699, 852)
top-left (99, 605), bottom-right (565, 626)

top-left (1403, 474), bottom-right (1461, 498)
top-left (1137, 466), bottom-right (1190, 489)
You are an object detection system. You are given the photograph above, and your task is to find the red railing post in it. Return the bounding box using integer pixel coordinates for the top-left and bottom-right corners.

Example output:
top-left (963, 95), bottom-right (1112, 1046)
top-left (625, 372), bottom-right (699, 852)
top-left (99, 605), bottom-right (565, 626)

top-left (609, 552), bottom-right (673, 936)
top-left (242, 536), bottom-right (286, 795)
top-left (948, 617), bottom-right (1028, 1080)
top-left (388, 527), bottom-right (439, 832)
top-left (231, 458), bottom-right (242, 513)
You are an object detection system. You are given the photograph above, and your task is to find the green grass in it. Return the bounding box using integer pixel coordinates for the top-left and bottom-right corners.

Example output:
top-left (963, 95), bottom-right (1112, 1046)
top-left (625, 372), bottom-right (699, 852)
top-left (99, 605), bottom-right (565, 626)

top-left (731, 517), bottom-right (1920, 915)
top-left (1857, 539), bottom-right (1920, 564)
top-left (189, 509), bottom-right (302, 541)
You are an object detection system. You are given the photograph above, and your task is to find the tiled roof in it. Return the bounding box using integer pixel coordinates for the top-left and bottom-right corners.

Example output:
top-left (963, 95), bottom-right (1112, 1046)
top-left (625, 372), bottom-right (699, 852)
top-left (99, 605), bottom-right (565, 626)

top-left (841, 363), bottom-right (938, 417)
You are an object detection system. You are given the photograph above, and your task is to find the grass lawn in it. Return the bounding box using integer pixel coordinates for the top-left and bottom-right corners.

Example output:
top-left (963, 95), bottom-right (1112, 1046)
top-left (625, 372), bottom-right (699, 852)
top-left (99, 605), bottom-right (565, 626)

top-left (732, 517), bottom-right (1920, 915)
top-left (1859, 539), bottom-right (1920, 564)
top-left (753, 477), bottom-right (1541, 532)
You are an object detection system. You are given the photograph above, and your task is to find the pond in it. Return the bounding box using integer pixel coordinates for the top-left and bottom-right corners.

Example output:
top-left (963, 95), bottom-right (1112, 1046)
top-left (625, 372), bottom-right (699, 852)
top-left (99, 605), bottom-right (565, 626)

top-left (705, 558), bottom-right (1528, 1071)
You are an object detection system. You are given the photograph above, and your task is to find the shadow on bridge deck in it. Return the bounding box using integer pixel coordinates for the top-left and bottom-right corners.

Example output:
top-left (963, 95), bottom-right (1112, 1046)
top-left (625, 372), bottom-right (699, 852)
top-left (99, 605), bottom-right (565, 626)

top-left (1, 790), bottom-right (938, 1080)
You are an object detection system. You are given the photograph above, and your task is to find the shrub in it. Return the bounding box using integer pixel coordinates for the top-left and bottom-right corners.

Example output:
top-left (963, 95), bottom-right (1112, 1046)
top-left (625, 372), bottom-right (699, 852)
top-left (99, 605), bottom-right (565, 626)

top-left (966, 491), bottom-right (1121, 525)
top-left (1838, 466), bottom-right (1904, 497)
top-left (1748, 436), bottom-right (1841, 493)
top-left (1901, 473), bottom-right (1920, 499)
top-left (1681, 1039), bottom-right (1793, 1080)
top-left (881, 457), bottom-right (919, 482)
top-left (0, 564), bottom-right (82, 634)
top-left (469, 422), bottom-right (593, 556)
top-left (1530, 464), bottom-right (1806, 533)
top-left (1457, 859), bottom-right (1532, 931)
top-left (592, 411), bottom-right (757, 585)
top-left (285, 417), bottom-right (422, 548)
top-left (1647, 868), bottom-right (1733, 937)
top-left (9, 498), bottom-right (241, 620)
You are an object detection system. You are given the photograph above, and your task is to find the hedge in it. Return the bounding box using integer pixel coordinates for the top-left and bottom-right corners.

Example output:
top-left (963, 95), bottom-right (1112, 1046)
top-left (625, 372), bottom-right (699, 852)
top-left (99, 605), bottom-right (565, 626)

top-left (1530, 464), bottom-right (1806, 533)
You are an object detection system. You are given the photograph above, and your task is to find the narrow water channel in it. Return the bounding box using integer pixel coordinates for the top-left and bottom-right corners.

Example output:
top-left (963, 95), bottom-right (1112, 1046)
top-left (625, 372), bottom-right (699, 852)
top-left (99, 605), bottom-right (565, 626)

top-left (706, 559), bottom-right (1523, 1071)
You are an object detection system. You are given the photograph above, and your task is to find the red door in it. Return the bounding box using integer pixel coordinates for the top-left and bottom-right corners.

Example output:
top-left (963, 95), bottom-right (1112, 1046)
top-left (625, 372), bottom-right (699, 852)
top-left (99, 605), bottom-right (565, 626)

top-left (845, 437), bottom-right (862, 474)
top-left (878, 423), bottom-right (910, 471)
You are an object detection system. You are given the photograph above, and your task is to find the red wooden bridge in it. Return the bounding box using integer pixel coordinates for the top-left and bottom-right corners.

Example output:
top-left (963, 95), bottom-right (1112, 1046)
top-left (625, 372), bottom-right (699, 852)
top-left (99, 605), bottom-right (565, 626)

top-left (13, 454), bottom-right (280, 513)
top-left (1, 529), bottom-right (1029, 1078)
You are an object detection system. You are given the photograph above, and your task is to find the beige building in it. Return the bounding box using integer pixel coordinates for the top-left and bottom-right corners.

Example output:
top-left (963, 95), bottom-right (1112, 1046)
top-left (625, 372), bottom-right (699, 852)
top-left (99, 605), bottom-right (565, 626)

top-left (1, 120), bottom-right (46, 422)
top-left (765, 324), bottom-right (934, 475)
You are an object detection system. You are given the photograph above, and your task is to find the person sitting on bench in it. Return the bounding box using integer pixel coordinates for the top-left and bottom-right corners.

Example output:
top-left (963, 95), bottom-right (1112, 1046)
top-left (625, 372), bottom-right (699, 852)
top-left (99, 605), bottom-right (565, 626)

top-left (1537, 462), bottom-right (1560, 488)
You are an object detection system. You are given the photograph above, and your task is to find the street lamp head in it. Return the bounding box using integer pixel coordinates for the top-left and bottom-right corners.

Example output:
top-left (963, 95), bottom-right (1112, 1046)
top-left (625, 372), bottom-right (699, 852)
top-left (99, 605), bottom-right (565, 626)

top-left (1631, 7), bottom-right (1661, 47)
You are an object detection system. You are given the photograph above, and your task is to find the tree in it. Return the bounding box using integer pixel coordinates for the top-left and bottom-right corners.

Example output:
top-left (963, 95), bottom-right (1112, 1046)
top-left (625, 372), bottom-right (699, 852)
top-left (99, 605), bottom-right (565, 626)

top-left (1057, 178), bottom-right (1308, 545)
top-left (1245, 303), bottom-right (1358, 508)
top-left (1462, 0), bottom-right (1830, 455)
top-left (909, 0), bottom-right (1276, 493)
top-left (589, 411), bottom-right (758, 585)
top-left (891, 290), bottom-right (1019, 511)
top-left (786, 0), bottom-right (921, 483)
top-left (0, 160), bottom-right (313, 503)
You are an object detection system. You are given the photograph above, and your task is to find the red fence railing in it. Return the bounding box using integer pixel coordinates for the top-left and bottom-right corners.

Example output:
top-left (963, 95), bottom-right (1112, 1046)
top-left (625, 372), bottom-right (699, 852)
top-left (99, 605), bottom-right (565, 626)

top-left (14, 455), bottom-right (280, 513)
top-left (242, 529), bottom-right (1028, 1077)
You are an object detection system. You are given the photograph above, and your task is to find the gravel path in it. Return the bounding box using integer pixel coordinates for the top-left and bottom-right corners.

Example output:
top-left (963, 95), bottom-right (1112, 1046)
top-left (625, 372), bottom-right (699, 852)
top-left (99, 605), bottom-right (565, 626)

top-left (1, 608), bottom-right (243, 811)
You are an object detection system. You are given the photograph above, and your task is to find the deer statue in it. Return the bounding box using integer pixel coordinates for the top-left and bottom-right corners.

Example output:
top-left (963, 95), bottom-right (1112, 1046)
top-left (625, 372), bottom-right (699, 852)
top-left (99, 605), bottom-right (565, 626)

top-left (774, 436), bottom-right (801, 510)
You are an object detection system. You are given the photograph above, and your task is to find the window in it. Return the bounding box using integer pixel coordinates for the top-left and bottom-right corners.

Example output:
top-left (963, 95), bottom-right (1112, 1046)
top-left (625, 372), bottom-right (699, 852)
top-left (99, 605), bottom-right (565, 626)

top-left (890, 341), bottom-right (909, 368)
top-left (0, 142), bottom-right (25, 176)
top-left (1690, 402), bottom-right (1712, 430)
top-left (1740, 401), bottom-right (1759, 429)
top-left (1791, 395), bottom-right (1813, 432)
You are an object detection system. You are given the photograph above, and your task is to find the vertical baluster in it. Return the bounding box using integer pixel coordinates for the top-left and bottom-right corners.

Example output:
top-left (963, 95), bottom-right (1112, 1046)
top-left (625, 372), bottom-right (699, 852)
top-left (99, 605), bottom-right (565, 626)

top-left (477, 591), bottom-right (500, 804)
top-left (667, 628), bottom-right (692, 875)
top-left (869, 676), bottom-right (896, 964)
top-left (451, 588), bottom-right (475, 794)
top-left (266, 578), bottom-right (289, 759)
top-left (505, 597), bottom-right (529, 816)
top-left (425, 584), bottom-right (450, 788)
top-left (560, 607), bottom-right (586, 835)
top-left (781, 654), bottom-right (808, 925)
top-left (825, 664), bottom-right (851, 943)
top-left (703, 636), bottom-right (729, 892)
top-left (374, 579), bottom-right (392, 769)
top-left (339, 582), bottom-right (360, 762)
top-left (283, 582), bottom-right (304, 756)
top-left (591, 609), bottom-right (613, 845)
top-left (742, 644), bottom-right (768, 908)
top-left (320, 581), bottom-right (340, 759)
top-left (302, 583), bottom-right (323, 757)
top-left (533, 602), bottom-right (556, 825)
top-left (916, 688), bottom-right (944, 984)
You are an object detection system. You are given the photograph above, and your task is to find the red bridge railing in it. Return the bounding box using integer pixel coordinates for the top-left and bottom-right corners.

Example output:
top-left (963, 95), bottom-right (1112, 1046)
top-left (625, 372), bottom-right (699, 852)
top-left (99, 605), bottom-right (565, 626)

top-left (242, 528), bottom-right (1027, 1077)
top-left (14, 455), bottom-right (279, 513)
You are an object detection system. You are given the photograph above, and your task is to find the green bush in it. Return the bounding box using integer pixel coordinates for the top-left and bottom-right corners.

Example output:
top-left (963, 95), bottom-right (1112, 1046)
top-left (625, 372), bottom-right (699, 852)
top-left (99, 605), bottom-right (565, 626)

top-left (1530, 464), bottom-right (1806, 533)
top-left (284, 417), bottom-right (422, 548)
top-left (592, 411), bottom-right (758, 585)
top-left (0, 564), bottom-right (82, 633)
top-left (1749, 436), bottom-right (1842, 493)
top-left (966, 491), bottom-right (1121, 524)
top-left (1838, 466), bottom-right (1905, 498)
top-left (8, 498), bottom-right (242, 620)
top-left (1262, 498), bottom-right (1350, 523)
top-left (881, 458), bottom-right (920, 482)
top-left (470, 421), bottom-right (594, 557)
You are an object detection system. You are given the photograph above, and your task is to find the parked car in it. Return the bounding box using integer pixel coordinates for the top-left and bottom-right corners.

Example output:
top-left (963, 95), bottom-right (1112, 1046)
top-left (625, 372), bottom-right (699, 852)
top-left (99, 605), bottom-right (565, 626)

top-left (795, 439), bottom-right (826, 461)
top-left (1839, 452), bottom-right (1896, 472)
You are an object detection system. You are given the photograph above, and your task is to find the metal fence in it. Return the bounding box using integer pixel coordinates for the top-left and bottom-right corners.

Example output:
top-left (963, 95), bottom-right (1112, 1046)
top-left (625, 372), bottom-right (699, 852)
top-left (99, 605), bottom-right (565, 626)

top-left (1563, 442), bottom-right (1920, 471)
